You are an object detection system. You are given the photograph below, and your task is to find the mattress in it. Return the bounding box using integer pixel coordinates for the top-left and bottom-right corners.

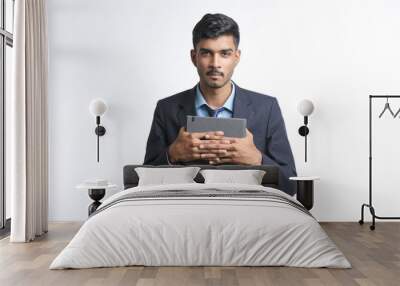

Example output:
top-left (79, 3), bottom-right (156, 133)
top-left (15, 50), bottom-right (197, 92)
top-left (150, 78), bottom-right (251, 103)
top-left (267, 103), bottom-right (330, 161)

top-left (50, 183), bottom-right (351, 269)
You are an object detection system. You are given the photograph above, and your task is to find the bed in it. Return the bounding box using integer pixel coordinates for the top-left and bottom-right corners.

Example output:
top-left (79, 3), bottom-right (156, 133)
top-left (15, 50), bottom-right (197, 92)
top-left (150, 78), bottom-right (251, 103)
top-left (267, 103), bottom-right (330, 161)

top-left (50, 165), bottom-right (351, 269)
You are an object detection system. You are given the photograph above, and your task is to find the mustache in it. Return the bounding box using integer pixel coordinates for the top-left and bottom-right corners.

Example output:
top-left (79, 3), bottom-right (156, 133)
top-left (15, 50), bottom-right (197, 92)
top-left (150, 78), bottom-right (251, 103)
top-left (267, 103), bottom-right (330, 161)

top-left (206, 70), bottom-right (224, 76)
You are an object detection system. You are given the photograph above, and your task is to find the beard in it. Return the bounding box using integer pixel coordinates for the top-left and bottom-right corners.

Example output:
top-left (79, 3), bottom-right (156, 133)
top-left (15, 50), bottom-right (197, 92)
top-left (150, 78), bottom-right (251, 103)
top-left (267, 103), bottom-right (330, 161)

top-left (201, 70), bottom-right (233, 89)
top-left (204, 78), bottom-right (230, 88)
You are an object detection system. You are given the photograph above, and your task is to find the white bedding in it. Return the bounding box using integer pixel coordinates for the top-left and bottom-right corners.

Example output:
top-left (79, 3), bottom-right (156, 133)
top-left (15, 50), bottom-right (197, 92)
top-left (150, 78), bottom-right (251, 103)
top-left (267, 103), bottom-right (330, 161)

top-left (50, 183), bottom-right (351, 269)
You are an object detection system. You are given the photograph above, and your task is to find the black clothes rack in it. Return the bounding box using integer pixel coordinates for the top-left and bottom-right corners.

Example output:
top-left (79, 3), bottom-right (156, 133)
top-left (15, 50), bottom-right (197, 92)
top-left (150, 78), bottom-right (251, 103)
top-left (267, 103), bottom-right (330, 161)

top-left (359, 95), bottom-right (400, 230)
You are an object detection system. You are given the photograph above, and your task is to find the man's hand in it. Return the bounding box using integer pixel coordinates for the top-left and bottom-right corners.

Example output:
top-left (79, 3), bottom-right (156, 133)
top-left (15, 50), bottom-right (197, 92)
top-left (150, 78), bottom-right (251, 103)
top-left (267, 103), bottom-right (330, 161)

top-left (203, 129), bottom-right (262, 165)
top-left (168, 127), bottom-right (231, 163)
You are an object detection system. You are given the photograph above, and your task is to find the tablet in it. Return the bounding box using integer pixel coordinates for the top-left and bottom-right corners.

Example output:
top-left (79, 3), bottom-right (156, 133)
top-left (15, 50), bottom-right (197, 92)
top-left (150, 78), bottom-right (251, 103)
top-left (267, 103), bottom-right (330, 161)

top-left (186, 115), bottom-right (247, 138)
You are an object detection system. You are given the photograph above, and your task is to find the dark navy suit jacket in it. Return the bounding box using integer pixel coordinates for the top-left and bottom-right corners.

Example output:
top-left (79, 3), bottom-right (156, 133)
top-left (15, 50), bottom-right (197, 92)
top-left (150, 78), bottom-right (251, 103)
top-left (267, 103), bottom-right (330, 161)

top-left (144, 83), bottom-right (297, 195)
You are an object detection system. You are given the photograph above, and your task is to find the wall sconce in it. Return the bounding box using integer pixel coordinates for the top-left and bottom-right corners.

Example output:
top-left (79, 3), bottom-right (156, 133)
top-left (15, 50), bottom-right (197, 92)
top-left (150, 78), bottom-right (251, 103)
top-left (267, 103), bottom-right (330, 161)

top-left (297, 99), bottom-right (314, 162)
top-left (89, 98), bottom-right (108, 162)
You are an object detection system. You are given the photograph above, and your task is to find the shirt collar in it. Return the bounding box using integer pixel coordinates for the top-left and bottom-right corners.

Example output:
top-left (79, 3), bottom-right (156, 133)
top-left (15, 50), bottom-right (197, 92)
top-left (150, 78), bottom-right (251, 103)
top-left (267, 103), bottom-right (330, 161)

top-left (195, 82), bottom-right (235, 112)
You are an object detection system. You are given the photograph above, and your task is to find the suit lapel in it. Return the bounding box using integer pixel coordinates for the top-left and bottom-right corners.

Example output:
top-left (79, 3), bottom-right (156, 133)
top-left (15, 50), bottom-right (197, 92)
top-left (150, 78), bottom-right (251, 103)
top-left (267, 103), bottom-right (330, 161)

top-left (177, 86), bottom-right (197, 129)
top-left (233, 83), bottom-right (254, 125)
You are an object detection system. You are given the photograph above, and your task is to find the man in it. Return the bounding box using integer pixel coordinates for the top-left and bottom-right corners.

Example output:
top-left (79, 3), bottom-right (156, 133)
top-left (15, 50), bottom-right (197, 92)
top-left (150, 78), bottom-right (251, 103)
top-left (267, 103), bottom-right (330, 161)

top-left (144, 13), bottom-right (297, 195)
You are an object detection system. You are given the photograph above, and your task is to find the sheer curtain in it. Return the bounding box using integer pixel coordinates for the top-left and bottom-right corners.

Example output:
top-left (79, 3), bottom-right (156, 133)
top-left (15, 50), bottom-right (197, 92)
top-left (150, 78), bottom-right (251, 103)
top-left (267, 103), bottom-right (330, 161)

top-left (9, 0), bottom-right (48, 242)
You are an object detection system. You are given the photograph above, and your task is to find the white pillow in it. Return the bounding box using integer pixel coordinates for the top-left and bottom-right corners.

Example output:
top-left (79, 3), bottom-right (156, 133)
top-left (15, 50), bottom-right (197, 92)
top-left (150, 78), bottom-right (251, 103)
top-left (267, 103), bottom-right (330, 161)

top-left (135, 167), bottom-right (201, 186)
top-left (200, 169), bottom-right (266, 185)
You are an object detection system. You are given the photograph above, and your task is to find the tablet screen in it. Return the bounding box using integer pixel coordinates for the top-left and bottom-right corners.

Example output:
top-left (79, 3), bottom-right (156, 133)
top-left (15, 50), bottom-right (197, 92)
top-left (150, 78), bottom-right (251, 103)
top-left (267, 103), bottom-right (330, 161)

top-left (186, 116), bottom-right (246, 138)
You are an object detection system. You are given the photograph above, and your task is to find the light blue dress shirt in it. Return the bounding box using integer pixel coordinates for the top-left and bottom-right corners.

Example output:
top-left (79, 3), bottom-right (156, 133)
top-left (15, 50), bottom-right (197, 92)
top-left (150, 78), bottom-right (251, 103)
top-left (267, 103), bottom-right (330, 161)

top-left (195, 82), bottom-right (235, 118)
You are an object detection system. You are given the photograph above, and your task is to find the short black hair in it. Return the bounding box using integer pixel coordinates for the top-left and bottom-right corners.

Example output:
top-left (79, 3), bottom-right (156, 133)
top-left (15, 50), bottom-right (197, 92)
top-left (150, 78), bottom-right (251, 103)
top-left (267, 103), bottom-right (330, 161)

top-left (192, 13), bottom-right (240, 49)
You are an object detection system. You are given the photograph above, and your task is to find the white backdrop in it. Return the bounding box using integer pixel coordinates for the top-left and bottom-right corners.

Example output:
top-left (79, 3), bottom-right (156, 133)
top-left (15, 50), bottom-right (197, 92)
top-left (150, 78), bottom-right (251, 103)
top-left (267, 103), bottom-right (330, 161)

top-left (47, 0), bottom-right (400, 221)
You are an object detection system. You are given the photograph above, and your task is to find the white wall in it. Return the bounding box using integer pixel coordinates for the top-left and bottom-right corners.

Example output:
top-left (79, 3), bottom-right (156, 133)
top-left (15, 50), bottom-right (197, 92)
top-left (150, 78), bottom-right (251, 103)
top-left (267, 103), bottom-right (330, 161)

top-left (47, 0), bottom-right (400, 221)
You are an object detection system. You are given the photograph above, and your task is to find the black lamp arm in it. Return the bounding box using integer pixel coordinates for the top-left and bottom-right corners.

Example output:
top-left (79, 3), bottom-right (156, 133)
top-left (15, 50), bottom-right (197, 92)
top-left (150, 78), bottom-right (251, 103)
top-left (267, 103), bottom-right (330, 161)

top-left (298, 115), bottom-right (310, 162)
top-left (94, 116), bottom-right (106, 162)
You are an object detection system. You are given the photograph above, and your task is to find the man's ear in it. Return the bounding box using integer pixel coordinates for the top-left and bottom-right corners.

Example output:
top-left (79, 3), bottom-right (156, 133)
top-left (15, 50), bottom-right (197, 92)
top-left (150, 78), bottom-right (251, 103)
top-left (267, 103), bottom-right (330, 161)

top-left (190, 49), bottom-right (197, 67)
top-left (235, 49), bottom-right (241, 66)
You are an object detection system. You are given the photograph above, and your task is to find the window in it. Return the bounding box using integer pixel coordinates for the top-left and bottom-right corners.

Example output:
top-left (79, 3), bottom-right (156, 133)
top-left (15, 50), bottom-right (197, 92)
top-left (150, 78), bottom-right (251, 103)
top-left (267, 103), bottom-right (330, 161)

top-left (0, 0), bottom-right (13, 235)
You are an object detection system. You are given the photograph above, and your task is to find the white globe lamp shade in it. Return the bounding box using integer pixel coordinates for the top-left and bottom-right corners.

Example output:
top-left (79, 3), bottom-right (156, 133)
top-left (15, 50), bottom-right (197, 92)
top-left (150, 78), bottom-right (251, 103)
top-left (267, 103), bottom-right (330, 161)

top-left (89, 98), bottom-right (108, 117)
top-left (297, 99), bottom-right (314, 116)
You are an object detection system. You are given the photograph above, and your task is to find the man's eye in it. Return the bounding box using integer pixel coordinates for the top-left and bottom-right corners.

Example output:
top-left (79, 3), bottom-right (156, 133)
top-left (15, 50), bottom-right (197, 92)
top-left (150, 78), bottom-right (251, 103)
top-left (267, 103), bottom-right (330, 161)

top-left (221, 52), bottom-right (231, 57)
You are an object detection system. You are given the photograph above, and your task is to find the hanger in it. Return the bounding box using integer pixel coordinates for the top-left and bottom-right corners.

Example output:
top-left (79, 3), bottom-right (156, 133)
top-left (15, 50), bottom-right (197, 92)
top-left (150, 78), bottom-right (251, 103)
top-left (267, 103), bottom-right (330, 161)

top-left (394, 105), bottom-right (400, 118)
top-left (378, 97), bottom-right (395, 118)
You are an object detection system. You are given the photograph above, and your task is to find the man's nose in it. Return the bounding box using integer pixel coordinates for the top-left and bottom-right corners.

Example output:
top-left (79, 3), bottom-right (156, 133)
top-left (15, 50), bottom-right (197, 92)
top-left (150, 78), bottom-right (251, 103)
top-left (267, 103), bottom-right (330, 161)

top-left (209, 54), bottom-right (221, 68)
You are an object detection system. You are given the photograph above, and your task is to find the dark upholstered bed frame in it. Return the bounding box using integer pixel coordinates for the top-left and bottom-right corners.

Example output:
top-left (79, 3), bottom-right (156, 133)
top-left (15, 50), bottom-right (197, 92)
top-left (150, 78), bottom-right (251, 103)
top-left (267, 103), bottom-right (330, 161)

top-left (123, 165), bottom-right (315, 211)
top-left (123, 164), bottom-right (280, 190)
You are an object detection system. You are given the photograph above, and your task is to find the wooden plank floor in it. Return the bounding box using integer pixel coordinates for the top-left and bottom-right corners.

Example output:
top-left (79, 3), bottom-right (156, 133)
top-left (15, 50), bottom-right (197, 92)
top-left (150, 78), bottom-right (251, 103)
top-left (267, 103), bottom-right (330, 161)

top-left (0, 222), bottom-right (399, 286)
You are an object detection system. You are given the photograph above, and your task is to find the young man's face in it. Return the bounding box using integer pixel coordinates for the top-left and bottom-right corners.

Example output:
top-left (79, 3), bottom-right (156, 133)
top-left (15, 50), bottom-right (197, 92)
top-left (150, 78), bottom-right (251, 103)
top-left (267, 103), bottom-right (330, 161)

top-left (191, 35), bottom-right (241, 89)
